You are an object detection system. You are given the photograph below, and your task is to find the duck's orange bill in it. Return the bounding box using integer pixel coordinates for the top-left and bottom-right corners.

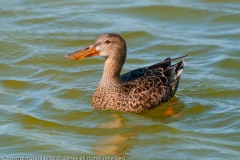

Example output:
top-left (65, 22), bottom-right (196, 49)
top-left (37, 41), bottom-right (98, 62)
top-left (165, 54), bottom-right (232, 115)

top-left (65, 46), bottom-right (100, 60)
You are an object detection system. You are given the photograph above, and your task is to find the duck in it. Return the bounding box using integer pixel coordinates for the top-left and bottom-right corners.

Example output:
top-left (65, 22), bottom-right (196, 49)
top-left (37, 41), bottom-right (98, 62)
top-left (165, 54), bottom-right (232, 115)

top-left (65, 33), bottom-right (187, 113)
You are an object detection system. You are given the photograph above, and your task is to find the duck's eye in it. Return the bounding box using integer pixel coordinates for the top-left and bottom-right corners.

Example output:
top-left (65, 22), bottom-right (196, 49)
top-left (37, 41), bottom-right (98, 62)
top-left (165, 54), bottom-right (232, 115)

top-left (104, 40), bottom-right (111, 44)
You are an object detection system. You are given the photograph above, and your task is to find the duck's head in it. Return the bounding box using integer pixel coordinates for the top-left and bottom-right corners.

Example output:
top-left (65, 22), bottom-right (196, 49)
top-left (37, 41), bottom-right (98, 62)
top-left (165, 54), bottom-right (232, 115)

top-left (65, 33), bottom-right (127, 62)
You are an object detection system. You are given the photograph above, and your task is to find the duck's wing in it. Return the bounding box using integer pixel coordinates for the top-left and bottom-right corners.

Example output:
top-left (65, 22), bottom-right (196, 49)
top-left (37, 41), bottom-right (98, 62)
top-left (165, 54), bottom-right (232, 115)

top-left (120, 55), bottom-right (187, 82)
top-left (119, 55), bottom-right (186, 112)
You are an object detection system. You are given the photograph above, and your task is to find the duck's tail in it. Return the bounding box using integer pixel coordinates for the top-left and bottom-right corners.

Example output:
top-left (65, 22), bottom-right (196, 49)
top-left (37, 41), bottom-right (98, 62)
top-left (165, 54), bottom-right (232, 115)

top-left (171, 60), bottom-right (185, 95)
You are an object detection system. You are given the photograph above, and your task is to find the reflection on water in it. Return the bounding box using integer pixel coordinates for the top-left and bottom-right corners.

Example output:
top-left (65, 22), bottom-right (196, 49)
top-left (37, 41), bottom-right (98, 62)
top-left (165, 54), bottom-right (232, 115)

top-left (1, 0), bottom-right (240, 159)
top-left (94, 114), bottom-right (138, 156)
top-left (93, 100), bottom-right (183, 156)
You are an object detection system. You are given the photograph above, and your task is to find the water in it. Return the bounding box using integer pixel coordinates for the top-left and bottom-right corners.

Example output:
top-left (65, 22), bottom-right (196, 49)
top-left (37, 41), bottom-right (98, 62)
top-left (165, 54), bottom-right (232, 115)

top-left (1, 0), bottom-right (240, 159)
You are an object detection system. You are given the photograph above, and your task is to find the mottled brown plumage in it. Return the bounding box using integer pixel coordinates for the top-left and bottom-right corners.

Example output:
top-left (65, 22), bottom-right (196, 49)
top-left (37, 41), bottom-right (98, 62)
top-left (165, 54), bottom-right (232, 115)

top-left (65, 33), bottom-right (186, 113)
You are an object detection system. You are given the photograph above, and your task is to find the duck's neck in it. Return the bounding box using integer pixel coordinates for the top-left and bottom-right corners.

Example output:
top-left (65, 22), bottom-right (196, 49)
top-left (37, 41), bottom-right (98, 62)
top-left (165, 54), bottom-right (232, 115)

top-left (99, 58), bottom-right (123, 86)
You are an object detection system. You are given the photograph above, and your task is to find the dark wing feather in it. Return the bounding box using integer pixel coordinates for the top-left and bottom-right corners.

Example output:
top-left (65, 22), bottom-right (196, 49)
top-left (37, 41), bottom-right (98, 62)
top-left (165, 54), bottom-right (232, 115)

top-left (120, 68), bottom-right (147, 82)
top-left (120, 58), bottom-right (170, 82)
top-left (121, 55), bottom-right (187, 82)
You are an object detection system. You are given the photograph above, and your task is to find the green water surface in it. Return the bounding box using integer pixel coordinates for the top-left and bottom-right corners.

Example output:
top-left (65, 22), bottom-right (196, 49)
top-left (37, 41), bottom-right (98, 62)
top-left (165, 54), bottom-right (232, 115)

top-left (0, 0), bottom-right (240, 159)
